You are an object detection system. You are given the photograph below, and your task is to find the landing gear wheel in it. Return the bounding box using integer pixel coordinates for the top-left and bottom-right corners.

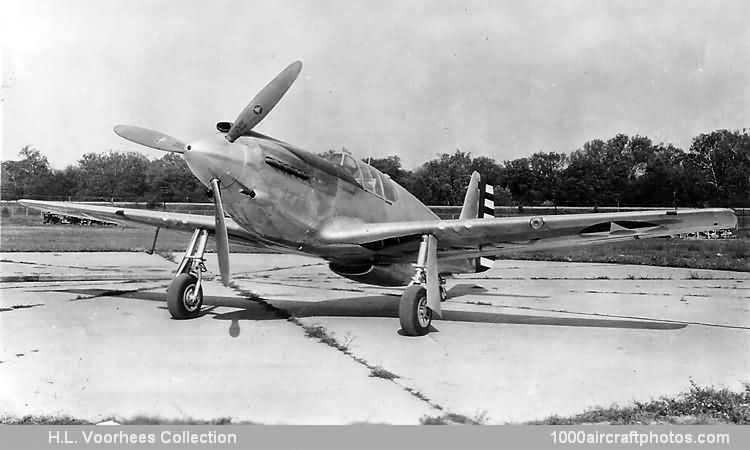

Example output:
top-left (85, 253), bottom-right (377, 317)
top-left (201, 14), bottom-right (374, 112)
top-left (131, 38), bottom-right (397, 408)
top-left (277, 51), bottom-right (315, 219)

top-left (440, 285), bottom-right (448, 302)
top-left (167, 273), bottom-right (203, 319)
top-left (399, 285), bottom-right (432, 336)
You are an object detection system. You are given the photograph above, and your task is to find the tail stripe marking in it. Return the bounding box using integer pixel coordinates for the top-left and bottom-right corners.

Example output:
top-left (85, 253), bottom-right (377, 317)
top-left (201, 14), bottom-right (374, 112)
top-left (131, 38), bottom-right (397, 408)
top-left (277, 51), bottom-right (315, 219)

top-left (476, 181), bottom-right (496, 271)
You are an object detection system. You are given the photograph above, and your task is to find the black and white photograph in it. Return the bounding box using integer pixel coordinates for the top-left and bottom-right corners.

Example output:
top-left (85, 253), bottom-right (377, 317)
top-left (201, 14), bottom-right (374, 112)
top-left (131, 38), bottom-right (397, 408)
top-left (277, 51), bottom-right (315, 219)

top-left (1, 0), bottom-right (748, 438)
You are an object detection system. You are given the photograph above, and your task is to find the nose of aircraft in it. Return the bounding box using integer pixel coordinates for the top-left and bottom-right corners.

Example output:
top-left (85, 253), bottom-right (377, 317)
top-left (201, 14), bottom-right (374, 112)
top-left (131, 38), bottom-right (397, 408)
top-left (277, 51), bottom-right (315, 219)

top-left (183, 134), bottom-right (238, 188)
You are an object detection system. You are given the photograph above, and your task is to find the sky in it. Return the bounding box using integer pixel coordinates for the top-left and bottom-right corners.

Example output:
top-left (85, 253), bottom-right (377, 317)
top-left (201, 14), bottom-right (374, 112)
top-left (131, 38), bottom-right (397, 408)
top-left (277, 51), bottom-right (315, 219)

top-left (1, 0), bottom-right (748, 170)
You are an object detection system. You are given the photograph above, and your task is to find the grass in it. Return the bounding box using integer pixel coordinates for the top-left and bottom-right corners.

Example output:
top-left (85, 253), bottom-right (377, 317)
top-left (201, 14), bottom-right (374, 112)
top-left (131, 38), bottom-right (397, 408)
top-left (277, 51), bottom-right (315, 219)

top-left (530, 381), bottom-right (750, 425)
top-left (7, 382), bottom-right (744, 425)
top-left (1, 415), bottom-right (92, 425)
top-left (10, 304), bottom-right (42, 309)
top-left (302, 324), bottom-right (343, 349)
top-left (421, 412), bottom-right (489, 425)
top-left (0, 214), bottom-right (256, 253)
top-left (0, 415), bottom-right (238, 425)
top-left (369, 366), bottom-right (399, 380)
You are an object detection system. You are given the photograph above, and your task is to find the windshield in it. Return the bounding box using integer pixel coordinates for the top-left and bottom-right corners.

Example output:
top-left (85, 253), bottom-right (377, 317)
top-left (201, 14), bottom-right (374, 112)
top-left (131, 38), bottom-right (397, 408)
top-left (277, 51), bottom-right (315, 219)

top-left (319, 151), bottom-right (397, 202)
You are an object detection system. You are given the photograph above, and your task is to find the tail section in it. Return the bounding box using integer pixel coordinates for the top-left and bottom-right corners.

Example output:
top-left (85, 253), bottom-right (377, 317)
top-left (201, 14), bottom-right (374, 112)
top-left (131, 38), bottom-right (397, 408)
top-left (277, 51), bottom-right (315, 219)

top-left (480, 183), bottom-right (495, 219)
top-left (476, 178), bottom-right (496, 272)
top-left (459, 172), bottom-right (482, 220)
top-left (458, 172), bottom-right (496, 273)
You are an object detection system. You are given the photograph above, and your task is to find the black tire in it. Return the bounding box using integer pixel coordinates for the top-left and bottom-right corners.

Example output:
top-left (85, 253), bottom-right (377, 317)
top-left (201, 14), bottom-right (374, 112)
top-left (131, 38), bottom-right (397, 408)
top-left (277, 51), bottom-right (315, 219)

top-left (167, 273), bottom-right (203, 319)
top-left (399, 285), bottom-right (432, 336)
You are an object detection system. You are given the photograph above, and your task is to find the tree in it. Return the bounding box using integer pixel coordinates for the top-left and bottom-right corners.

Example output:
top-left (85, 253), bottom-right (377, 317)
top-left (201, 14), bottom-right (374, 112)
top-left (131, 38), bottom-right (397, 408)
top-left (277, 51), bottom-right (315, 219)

top-left (408, 150), bottom-right (471, 205)
top-left (685, 129), bottom-right (750, 206)
top-left (624, 143), bottom-right (685, 206)
top-left (1, 146), bottom-right (55, 199)
top-left (76, 151), bottom-right (150, 200)
top-left (366, 155), bottom-right (411, 186)
top-left (145, 153), bottom-right (207, 203)
top-left (558, 140), bottom-right (606, 206)
top-left (502, 157), bottom-right (536, 205)
top-left (471, 156), bottom-right (505, 188)
top-left (528, 152), bottom-right (568, 205)
top-left (405, 150), bottom-right (506, 205)
top-left (558, 135), bottom-right (657, 206)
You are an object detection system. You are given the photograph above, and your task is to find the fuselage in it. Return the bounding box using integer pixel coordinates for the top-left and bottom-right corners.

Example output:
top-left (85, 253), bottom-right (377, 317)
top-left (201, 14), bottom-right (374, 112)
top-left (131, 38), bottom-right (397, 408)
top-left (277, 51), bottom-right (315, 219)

top-left (183, 132), bottom-right (437, 265)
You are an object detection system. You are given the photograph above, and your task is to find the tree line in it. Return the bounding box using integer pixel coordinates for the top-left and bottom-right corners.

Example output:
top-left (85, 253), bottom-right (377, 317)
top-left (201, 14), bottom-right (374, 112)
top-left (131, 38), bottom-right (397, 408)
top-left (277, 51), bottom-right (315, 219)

top-left (2, 129), bottom-right (748, 207)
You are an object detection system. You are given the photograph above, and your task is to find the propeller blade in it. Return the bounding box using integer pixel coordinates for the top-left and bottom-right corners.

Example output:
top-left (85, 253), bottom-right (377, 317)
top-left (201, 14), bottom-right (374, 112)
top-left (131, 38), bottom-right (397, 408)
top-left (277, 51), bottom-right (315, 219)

top-left (210, 178), bottom-right (231, 286)
top-left (225, 61), bottom-right (303, 143)
top-left (113, 125), bottom-right (186, 153)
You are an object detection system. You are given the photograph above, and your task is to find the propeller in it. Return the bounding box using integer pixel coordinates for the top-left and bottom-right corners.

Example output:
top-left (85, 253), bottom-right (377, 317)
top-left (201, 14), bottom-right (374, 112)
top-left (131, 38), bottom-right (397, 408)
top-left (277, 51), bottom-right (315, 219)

top-left (112, 61), bottom-right (304, 286)
top-left (209, 178), bottom-right (231, 285)
top-left (113, 125), bottom-right (187, 153)
top-left (225, 60), bottom-right (302, 142)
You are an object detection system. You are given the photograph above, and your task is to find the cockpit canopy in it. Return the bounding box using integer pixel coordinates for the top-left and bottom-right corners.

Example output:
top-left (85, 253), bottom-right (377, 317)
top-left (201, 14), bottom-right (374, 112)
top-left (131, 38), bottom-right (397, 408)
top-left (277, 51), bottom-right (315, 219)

top-left (321, 151), bottom-right (398, 202)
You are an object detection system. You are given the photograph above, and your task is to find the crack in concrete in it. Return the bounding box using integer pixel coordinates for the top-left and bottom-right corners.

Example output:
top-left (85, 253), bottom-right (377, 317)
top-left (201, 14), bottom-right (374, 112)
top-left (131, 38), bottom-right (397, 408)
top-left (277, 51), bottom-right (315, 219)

top-left (0, 258), bottom-right (127, 272)
top-left (0, 303), bottom-right (44, 312)
top-left (150, 252), bottom-right (474, 423)
top-left (581, 290), bottom-right (672, 296)
top-left (225, 280), bottom-right (477, 424)
top-left (0, 274), bottom-right (171, 283)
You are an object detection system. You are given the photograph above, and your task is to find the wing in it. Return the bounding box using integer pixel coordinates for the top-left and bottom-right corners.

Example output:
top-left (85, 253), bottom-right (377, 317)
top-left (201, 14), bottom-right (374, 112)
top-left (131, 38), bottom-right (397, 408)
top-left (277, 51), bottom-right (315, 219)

top-left (318, 208), bottom-right (738, 263)
top-left (17, 199), bottom-right (259, 246)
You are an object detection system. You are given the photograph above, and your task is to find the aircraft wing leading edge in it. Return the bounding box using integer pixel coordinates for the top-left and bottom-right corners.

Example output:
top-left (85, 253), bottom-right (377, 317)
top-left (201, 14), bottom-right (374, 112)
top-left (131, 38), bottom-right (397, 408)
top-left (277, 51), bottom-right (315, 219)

top-left (16, 199), bottom-right (257, 245)
top-left (318, 208), bottom-right (737, 263)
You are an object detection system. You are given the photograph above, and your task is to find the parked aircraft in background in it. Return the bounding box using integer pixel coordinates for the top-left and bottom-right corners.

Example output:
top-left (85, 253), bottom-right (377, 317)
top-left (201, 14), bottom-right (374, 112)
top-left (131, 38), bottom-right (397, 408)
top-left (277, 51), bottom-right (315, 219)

top-left (20, 61), bottom-right (737, 335)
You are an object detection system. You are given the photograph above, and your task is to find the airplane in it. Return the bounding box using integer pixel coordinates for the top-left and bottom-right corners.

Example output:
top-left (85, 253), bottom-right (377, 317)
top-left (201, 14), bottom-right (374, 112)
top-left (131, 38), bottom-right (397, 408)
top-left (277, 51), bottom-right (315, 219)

top-left (19, 61), bottom-right (738, 336)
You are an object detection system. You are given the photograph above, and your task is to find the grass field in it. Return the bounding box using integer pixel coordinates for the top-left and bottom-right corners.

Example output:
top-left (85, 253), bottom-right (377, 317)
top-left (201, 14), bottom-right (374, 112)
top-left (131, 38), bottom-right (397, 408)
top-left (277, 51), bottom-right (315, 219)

top-left (4, 381), bottom-right (747, 425)
top-left (0, 214), bottom-right (252, 253)
top-left (1, 213), bottom-right (747, 271)
top-left (529, 381), bottom-right (750, 425)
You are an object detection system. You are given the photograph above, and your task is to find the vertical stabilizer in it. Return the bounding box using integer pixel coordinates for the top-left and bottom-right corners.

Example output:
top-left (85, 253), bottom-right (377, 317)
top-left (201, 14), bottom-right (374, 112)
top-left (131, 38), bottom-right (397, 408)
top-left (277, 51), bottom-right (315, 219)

top-left (459, 171), bottom-right (482, 220)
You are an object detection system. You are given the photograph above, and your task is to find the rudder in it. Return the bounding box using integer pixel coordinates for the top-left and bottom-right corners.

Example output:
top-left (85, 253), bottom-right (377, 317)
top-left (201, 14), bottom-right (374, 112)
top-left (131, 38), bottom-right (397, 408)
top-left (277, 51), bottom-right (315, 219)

top-left (476, 179), bottom-right (495, 272)
top-left (457, 171), bottom-right (496, 273)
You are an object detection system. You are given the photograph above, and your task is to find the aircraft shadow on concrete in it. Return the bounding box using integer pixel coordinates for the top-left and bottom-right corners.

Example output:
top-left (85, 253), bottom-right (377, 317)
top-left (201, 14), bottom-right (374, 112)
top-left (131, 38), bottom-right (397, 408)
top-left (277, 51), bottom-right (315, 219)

top-left (63, 287), bottom-right (687, 332)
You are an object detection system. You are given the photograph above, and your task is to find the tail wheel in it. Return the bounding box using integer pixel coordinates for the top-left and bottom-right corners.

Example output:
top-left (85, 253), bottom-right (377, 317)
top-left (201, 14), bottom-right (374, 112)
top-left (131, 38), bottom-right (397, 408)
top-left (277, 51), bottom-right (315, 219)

top-left (399, 285), bottom-right (432, 336)
top-left (167, 273), bottom-right (203, 319)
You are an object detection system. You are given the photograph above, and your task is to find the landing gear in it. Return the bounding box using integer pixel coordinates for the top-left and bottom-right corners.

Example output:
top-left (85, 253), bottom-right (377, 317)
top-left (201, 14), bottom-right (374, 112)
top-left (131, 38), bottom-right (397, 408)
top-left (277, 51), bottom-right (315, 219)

top-left (167, 273), bottom-right (203, 319)
top-left (399, 285), bottom-right (431, 336)
top-left (400, 234), bottom-right (442, 336)
top-left (167, 228), bottom-right (209, 319)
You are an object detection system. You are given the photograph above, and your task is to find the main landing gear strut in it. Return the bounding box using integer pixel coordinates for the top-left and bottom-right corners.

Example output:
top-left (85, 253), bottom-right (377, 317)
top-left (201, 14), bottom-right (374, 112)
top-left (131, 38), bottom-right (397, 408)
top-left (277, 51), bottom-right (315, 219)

top-left (167, 228), bottom-right (209, 319)
top-left (399, 234), bottom-right (446, 336)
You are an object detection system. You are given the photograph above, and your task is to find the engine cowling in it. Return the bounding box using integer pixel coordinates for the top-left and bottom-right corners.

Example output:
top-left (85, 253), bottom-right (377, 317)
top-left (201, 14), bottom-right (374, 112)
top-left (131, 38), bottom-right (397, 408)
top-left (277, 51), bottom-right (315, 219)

top-left (328, 262), bottom-right (414, 287)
